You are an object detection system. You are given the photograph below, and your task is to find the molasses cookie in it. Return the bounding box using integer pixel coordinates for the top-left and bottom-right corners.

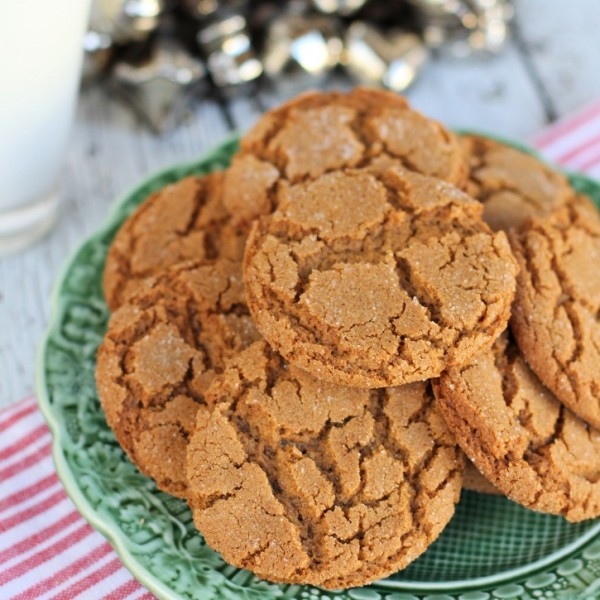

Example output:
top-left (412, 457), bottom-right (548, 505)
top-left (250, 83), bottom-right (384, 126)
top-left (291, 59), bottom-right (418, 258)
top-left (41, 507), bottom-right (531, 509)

top-left (435, 332), bottom-right (600, 522)
top-left (187, 341), bottom-right (463, 588)
top-left (462, 135), bottom-right (572, 232)
top-left (463, 462), bottom-right (500, 495)
top-left (510, 195), bottom-right (600, 429)
top-left (224, 87), bottom-right (467, 228)
top-left (96, 259), bottom-right (260, 497)
top-left (103, 173), bottom-right (246, 311)
top-left (243, 166), bottom-right (518, 387)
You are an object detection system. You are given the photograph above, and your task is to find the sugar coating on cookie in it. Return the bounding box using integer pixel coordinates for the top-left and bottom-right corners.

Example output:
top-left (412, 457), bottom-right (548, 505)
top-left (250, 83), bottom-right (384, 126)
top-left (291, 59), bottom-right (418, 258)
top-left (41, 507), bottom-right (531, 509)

top-left (224, 87), bottom-right (467, 228)
top-left (435, 332), bottom-right (600, 522)
top-left (243, 167), bottom-right (518, 387)
top-left (510, 195), bottom-right (600, 429)
top-left (96, 259), bottom-right (260, 497)
top-left (186, 341), bottom-right (463, 588)
top-left (462, 135), bottom-right (572, 232)
top-left (103, 173), bottom-right (246, 311)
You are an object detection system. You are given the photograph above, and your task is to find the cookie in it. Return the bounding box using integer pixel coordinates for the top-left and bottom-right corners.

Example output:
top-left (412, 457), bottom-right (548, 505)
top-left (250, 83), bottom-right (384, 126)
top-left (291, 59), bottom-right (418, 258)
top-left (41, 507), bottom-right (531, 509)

top-left (243, 166), bottom-right (518, 387)
top-left (461, 135), bottom-right (572, 232)
top-left (103, 173), bottom-right (246, 311)
top-left (463, 461), bottom-right (500, 495)
top-left (96, 259), bottom-right (260, 497)
top-left (224, 87), bottom-right (467, 228)
top-left (434, 332), bottom-right (600, 522)
top-left (510, 195), bottom-right (600, 429)
top-left (186, 341), bottom-right (463, 589)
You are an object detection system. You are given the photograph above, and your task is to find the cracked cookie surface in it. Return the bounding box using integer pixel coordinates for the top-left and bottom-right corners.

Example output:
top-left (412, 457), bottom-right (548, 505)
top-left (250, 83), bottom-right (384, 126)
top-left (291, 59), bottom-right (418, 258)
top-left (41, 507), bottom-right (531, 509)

top-left (224, 87), bottom-right (467, 228)
top-left (103, 173), bottom-right (246, 311)
top-left (461, 135), bottom-right (572, 232)
top-left (510, 195), bottom-right (600, 429)
top-left (434, 332), bottom-right (600, 522)
top-left (243, 167), bottom-right (518, 387)
top-left (96, 259), bottom-right (260, 497)
top-left (186, 341), bottom-right (463, 588)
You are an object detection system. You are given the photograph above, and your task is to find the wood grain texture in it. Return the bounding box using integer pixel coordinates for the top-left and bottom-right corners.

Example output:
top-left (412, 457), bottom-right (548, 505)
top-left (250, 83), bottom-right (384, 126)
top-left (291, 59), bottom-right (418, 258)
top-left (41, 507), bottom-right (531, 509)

top-left (515, 0), bottom-right (600, 117)
top-left (1, 2), bottom-right (599, 407)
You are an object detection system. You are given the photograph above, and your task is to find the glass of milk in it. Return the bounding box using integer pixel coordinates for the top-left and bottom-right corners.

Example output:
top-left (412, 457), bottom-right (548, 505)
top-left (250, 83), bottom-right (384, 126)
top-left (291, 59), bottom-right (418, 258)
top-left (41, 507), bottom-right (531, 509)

top-left (0, 1), bottom-right (91, 256)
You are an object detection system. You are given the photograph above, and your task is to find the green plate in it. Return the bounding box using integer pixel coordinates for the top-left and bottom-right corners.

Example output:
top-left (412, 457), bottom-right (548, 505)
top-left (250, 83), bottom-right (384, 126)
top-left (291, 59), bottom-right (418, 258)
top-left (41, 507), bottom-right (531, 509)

top-left (37, 135), bottom-right (600, 600)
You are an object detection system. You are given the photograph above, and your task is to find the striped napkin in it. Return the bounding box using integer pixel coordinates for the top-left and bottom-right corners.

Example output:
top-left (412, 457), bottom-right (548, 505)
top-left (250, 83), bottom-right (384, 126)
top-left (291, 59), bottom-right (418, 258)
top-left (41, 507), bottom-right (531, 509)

top-left (0, 397), bottom-right (155, 600)
top-left (532, 100), bottom-right (600, 176)
top-left (2, 100), bottom-right (600, 600)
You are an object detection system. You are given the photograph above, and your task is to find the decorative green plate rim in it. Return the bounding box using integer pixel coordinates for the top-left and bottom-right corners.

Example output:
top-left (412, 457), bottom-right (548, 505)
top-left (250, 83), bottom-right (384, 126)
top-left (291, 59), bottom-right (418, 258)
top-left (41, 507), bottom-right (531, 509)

top-left (36, 133), bottom-right (600, 600)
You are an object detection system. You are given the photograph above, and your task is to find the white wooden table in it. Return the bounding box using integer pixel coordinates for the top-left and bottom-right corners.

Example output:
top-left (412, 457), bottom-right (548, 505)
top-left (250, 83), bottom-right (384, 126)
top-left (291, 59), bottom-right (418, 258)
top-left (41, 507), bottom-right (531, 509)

top-left (2, 0), bottom-right (600, 408)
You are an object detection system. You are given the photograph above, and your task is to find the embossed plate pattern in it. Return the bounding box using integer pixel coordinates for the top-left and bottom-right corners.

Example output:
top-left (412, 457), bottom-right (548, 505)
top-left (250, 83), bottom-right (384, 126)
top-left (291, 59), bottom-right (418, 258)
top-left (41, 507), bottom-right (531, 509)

top-left (38, 136), bottom-right (600, 599)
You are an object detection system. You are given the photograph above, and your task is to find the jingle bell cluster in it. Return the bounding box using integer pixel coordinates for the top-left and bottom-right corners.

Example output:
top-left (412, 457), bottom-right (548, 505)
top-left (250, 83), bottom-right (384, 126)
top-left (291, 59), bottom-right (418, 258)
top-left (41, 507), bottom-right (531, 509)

top-left (84, 0), bottom-right (514, 132)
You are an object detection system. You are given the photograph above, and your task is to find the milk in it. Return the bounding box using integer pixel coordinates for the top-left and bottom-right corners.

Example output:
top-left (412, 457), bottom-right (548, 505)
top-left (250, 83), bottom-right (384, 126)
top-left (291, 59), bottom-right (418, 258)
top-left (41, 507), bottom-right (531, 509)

top-left (0, 1), bottom-right (90, 216)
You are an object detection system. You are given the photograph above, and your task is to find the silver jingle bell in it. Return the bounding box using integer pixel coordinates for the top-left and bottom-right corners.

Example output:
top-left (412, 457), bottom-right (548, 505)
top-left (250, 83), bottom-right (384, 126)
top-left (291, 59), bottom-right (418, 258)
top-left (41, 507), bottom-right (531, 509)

top-left (263, 14), bottom-right (342, 84)
top-left (407, 0), bottom-right (470, 22)
top-left (112, 37), bottom-right (206, 133)
top-left (469, 0), bottom-right (513, 53)
top-left (412, 0), bottom-right (513, 56)
top-left (311, 0), bottom-right (369, 17)
top-left (89, 0), bottom-right (167, 44)
top-left (181, 0), bottom-right (249, 20)
top-left (344, 22), bottom-right (429, 92)
top-left (197, 14), bottom-right (263, 87)
top-left (82, 30), bottom-right (113, 82)
top-left (179, 0), bottom-right (219, 20)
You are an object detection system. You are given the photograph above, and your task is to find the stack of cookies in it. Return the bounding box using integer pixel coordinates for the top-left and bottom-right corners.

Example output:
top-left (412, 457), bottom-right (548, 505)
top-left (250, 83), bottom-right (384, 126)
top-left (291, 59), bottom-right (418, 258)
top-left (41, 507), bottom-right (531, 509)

top-left (95, 88), bottom-right (600, 590)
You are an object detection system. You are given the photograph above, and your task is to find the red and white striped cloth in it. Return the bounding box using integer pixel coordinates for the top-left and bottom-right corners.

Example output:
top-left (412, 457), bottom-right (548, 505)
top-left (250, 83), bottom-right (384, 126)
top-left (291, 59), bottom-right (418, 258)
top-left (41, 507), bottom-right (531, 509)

top-left (0, 398), bottom-right (155, 600)
top-left (532, 100), bottom-right (600, 177)
top-left (2, 100), bottom-right (600, 600)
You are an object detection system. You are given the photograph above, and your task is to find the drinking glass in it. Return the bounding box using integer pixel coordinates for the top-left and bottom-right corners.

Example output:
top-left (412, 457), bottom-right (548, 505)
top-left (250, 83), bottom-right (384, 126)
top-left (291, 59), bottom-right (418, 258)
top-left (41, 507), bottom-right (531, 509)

top-left (0, 1), bottom-right (91, 256)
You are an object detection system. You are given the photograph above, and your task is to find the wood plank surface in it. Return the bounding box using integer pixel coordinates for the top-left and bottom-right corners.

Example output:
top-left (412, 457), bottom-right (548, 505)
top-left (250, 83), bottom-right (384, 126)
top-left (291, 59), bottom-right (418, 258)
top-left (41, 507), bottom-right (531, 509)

top-left (515, 0), bottom-right (600, 117)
